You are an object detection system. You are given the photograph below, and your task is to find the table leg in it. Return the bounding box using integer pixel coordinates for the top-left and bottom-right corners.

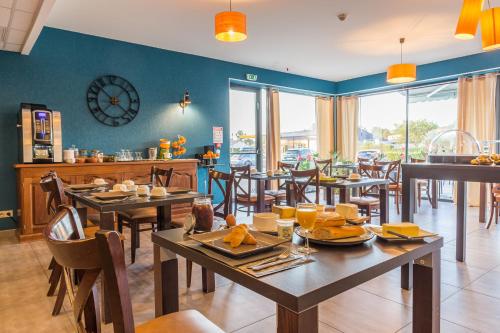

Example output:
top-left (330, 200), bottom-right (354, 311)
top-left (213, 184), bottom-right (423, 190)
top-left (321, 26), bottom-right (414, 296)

top-left (456, 181), bottom-right (467, 262)
top-left (339, 188), bottom-right (350, 203)
top-left (431, 180), bottom-right (438, 209)
top-left (256, 180), bottom-right (265, 213)
top-left (157, 204), bottom-right (172, 231)
top-left (154, 244), bottom-right (179, 317)
top-left (286, 183), bottom-right (295, 207)
top-left (401, 263), bottom-right (413, 290)
top-left (379, 185), bottom-right (389, 225)
top-left (402, 177), bottom-right (415, 223)
top-left (202, 267), bottom-right (215, 293)
top-left (326, 188), bottom-right (332, 205)
top-left (479, 182), bottom-right (486, 223)
top-left (277, 304), bottom-right (318, 333)
top-left (413, 250), bottom-right (441, 332)
top-left (99, 212), bottom-right (115, 230)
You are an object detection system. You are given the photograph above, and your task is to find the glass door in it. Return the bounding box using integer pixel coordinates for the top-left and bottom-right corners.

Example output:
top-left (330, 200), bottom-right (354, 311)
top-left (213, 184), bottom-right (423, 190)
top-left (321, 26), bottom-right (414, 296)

top-left (229, 86), bottom-right (265, 170)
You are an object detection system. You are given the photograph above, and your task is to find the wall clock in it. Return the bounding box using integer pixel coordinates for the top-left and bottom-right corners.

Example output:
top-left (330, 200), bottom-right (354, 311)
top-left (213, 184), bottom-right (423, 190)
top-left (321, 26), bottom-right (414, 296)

top-left (86, 75), bottom-right (140, 127)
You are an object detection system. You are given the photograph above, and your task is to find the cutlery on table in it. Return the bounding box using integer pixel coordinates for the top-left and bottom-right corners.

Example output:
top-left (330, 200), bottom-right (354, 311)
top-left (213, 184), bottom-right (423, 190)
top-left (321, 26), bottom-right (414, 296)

top-left (254, 258), bottom-right (312, 276)
top-left (250, 255), bottom-right (302, 271)
top-left (248, 249), bottom-right (291, 269)
top-left (387, 230), bottom-right (415, 240)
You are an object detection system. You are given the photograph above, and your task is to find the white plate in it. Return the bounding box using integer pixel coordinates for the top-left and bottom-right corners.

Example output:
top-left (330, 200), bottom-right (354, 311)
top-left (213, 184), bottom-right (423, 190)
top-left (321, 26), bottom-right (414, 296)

top-left (295, 226), bottom-right (374, 246)
top-left (366, 225), bottom-right (437, 241)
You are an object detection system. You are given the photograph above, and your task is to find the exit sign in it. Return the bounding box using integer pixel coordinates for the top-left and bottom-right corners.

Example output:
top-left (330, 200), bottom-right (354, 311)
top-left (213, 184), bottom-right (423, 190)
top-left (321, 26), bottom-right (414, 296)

top-left (246, 74), bottom-right (258, 81)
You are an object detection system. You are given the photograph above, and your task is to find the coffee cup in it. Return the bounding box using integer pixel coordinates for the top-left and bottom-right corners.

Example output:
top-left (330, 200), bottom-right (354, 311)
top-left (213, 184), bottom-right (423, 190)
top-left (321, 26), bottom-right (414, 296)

top-left (112, 184), bottom-right (128, 192)
top-left (151, 187), bottom-right (167, 197)
top-left (137, 185), bottom-right (150, 196)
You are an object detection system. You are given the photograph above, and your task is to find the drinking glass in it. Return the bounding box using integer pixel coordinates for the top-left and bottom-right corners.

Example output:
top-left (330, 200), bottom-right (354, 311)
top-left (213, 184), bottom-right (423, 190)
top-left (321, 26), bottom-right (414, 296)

top-left (296, 203), bottom-right (317, 256)
top-left (134, 152), bottom-right (143, 160)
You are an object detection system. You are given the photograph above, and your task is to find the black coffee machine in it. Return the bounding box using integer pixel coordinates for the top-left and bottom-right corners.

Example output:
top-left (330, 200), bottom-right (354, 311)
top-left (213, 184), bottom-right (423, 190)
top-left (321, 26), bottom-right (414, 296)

top-left (17, 103), bottom-right (63, 163)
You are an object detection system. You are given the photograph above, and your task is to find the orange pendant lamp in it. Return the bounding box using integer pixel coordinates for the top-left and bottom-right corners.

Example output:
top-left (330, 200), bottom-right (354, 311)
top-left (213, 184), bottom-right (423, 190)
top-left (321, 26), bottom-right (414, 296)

top-left (455, 0), bottom-right (484, 39)
top-left (215, 0), bottom-right (247, 42)
top-left (387, 38), bottom-right (417, 84)
top-left (481, 6), bottom-right (500, 51)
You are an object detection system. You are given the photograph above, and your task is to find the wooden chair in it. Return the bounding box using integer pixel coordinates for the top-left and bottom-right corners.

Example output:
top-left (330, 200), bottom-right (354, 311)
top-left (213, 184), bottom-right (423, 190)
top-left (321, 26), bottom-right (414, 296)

top-left (186, 169), bottom-right (235, 289)
top-left (314, 158), bottom-right (333, 176)
top-left (487, 183), bottom-right (500, 229)
top-left (231, 165), bottom-right (274, 216)
top-left (117, 166), bottom-right (173, 264)
top-left (358, 156), bottom-right (376, 165)
top-left (410, 157), bottom-right (432, 208)
top-left (265, 161), bottom-right (299, 205)
top-left (349, 164), bottom-right (384, 220)
top-left (44, 206), bottom-right (223, 333)
top-left (290, 168), bottom-right (320, 204)
top-left (40, 171), bottom-right (100, 316)
top-left (376, 160), bottom-right (402, 214)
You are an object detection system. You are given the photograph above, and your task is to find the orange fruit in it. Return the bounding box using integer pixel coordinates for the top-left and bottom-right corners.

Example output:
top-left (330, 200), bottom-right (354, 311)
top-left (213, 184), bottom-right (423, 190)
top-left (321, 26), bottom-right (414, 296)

top-left (225, 214), bottom-right (236, 227)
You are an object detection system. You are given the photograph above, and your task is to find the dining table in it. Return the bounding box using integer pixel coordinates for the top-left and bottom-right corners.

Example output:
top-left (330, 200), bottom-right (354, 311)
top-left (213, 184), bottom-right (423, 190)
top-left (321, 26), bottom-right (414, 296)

top-left (64, 188), bottom-right (207, 231)
top-left (243, 172), bottom-right (293, 212)
top-left (152, 228), bottom-right (443, 333)
top-left (285, 178), bottom-right (391, 223)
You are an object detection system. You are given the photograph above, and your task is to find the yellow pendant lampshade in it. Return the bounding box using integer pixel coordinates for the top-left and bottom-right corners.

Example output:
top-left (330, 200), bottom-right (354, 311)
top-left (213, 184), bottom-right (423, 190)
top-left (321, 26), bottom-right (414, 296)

top-left (215, 11), bottom-right (247, 42)
top-left (387, 64), bottom-right (417, 84)
top-left (386, 38), bottom-right (417, 84)
top-left (455, 0), bottom-right (484, 40)
top-left (480, 7), bottom-right (500, 51)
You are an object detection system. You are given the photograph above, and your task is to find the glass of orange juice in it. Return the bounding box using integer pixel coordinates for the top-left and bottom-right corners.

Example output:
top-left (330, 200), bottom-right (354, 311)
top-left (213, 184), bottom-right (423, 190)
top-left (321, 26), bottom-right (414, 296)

top-left (296, 203), bottom-right (317, 255)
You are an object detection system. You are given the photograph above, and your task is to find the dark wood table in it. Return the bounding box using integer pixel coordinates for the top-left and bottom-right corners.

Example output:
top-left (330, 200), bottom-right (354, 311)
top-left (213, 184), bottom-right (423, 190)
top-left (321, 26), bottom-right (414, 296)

top-left (286, 178), bottom-right (390, 223)
top-left (247, 173), bottom-right (292, 212)
top-left (401, 163), bottom-right (500, 290)
top-left (152, 229), bottom-right (443, 333)
top-left (65, 189), bottom-right (207, 230)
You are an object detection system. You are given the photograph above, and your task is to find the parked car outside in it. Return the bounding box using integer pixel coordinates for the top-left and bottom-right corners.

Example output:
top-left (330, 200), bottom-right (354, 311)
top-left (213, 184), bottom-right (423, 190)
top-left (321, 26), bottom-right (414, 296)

top-left (230, 153), bottom-right (256, 167)
top-left (357, 149), bottom-right (381, 160)
top-left (282, 148), bottom-right (312, 162)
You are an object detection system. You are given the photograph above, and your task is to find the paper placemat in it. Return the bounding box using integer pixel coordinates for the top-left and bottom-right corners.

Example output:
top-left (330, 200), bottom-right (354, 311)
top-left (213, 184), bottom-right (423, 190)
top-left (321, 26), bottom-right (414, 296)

top-left (178, 239), bottom-right (289, 267)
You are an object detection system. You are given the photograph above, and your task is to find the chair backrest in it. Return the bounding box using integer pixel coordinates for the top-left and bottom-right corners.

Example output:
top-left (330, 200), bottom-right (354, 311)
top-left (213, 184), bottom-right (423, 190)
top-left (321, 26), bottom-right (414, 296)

top-left (231, 165), bottom-right (251, 200)
top-left (40, 171), bottom-right (66, 215)
top-left (208, 170), bottom-right (235, 219)
top-left (150, 166), bottom-right (174, 187)
top-left (43, 205), bottom-right (102, 332)
top-left (358, 163), bottom-right (385, 179)
top-left (358, 157), bottom-right (376, 164)
top-left (376, 160), bottom-right (401, 185)
top-left (277, 161), bottom-right (300, 172)
top-left (290, 168), bottom-right (320, 204)
top-left (314, 158), bottom-right (332, 175)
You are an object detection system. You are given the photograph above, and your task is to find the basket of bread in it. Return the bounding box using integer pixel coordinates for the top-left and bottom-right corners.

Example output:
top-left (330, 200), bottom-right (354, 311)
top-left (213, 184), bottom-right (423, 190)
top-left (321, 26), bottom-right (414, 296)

top-left (470, 154), bottom-right (500, 166)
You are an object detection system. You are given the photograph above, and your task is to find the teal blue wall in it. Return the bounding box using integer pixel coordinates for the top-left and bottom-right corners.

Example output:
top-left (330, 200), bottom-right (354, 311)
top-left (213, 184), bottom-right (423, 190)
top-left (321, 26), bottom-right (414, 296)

top-left (0, 27), bottom-right (336, 230)
top-left (336, 50), bottom-right (500, 95)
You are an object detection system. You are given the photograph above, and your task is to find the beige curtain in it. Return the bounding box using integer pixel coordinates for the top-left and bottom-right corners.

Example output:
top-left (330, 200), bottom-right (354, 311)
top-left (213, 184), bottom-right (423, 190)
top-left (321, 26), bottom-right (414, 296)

top-left (336, 96), bottom-right (359, 162)
top-left (266, 88), bottom-right (281, 172)
top-left (457, 74), bottom-right (497, 206)
top-left (315, 96), bottom-right (334, 159)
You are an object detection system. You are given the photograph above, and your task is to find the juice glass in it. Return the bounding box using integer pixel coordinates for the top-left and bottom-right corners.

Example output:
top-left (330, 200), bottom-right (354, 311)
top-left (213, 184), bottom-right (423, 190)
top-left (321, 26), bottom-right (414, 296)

top-left (296, 203), bottom-right (317, 255)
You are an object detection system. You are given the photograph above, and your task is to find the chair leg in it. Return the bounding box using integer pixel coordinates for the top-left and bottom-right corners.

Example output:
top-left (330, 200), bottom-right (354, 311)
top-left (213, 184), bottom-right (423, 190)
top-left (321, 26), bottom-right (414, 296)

top-left (48, 257), bottom-right (56, 271)
top-left (186, 260), bottom-right (193, 288)
top-left (488, 202), bottom-right (495, 228)
top-left (130, 222), bottom-right (137, 264)
top-left (417, 184), bottom-right (422, 208)
top-left (52, 274), bottom-right (67, 316)
top-left (395, 190), bottom-right (400, 215)
top-left (247, 204), bottom-right (250, 217)
top-left (117, 215), bottom-right (123, 233)
top-left (47, 263), bottom-right (62, 296)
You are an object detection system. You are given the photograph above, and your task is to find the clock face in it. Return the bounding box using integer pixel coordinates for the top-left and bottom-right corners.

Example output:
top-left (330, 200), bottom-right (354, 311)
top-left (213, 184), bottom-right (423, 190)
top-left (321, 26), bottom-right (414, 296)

top-left (86, 75), bottom-right (140, 127)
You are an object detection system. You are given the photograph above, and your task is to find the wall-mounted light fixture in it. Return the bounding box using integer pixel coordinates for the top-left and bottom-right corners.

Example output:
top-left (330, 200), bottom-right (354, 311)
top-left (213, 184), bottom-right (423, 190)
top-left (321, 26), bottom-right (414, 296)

top-left (179, 90), bottom-right (191, 113)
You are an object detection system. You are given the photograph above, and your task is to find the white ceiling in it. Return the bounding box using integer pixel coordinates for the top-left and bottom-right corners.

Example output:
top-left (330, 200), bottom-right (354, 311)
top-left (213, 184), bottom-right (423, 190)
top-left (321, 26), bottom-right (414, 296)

top-left (0, 0), bottom-right (42, 52)
top-left (45, 0), bottom-right (487, 82)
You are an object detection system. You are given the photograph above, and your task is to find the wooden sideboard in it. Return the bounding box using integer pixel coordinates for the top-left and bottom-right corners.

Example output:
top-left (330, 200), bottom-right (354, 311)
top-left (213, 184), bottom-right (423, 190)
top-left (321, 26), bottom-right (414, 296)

top-left (14, 159), bottom-right (199, 241)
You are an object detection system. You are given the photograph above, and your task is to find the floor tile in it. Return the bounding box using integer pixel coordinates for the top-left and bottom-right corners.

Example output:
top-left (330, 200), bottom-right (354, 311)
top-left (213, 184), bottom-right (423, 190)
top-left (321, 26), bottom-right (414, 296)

top-left (442, 289), bottom-right (500, 333)
top-left (440, 260), bottom-right (487, 288)
top-left (465, 270), bottom-right (500, 299)
top-left (232, 315), bottom-right (343, 333)
top-left (319, 288), bottom-right (411, 333)
top-left (397, 319), bottom-right (479, 333)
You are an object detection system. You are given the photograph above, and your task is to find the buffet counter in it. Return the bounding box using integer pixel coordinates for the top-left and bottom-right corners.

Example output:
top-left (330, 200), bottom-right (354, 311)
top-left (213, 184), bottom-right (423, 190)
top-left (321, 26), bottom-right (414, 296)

top-left (14, 159), bottom-right (199, 241)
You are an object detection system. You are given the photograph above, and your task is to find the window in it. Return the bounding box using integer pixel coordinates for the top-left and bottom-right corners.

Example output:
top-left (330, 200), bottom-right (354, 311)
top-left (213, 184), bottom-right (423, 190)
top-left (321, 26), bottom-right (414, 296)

top-left (279, 92), bottom-right (317, 168)
top-left (358, 82), bottom-right (458, 162)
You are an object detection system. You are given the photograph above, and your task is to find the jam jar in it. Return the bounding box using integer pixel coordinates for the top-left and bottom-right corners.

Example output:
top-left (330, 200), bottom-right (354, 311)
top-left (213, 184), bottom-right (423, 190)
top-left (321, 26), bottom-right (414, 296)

top-left (192, 197), bottom-right (214, 232)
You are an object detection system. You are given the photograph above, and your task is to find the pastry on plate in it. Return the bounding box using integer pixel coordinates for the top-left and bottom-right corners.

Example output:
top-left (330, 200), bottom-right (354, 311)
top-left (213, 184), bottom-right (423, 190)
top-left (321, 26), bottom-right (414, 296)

top-left (223, 225), bottom-right (256, 247)
top-left (312, 225), bottom-right (365, 240)
top-left (315, 212), bottom-right (346, 227)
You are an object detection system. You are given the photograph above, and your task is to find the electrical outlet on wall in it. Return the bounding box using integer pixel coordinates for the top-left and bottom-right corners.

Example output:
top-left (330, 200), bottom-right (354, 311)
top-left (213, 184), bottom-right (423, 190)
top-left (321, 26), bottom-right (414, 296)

top-left (0, 210), bottom-right (14, 218)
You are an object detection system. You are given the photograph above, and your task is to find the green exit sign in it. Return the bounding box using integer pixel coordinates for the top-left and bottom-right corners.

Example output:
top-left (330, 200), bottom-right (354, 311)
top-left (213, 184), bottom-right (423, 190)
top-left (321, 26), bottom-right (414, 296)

top-left (246, 74), bottom-right (258, 81)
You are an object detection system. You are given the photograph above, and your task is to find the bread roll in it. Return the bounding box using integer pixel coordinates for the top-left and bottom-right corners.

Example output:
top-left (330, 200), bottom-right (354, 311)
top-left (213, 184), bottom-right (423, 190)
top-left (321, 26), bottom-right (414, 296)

top-left (312, 226), bottom-right (365, 240)
top-left (243, 233), bottom-right (257, 245)
top-left (315, 212), bottom-right (346, 227)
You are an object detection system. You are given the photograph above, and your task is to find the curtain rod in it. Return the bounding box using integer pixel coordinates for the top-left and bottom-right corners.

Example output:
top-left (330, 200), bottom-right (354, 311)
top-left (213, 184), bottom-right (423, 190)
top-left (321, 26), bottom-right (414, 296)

top-left (229, 78), bottom-right (334, 98)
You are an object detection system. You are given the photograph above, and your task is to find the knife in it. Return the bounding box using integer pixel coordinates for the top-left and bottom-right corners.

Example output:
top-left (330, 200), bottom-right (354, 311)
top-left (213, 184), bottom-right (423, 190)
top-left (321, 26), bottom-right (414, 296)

top-left (250, 256), bottom-right (302, 271)
top-left (253, 259), bottom-right (313, 277)
top-left (387, 230), bottom-right (415, 240)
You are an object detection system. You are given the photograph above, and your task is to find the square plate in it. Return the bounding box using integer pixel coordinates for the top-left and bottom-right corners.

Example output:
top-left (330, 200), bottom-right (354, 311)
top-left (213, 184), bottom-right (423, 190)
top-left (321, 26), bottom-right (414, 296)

top-left (189, 229), bottom-right (289, 258)
top-left (366, 225), bottom-right (437, 241)
top-left (166, 187), bottom-right (192, 194)
top-left (68, 184), bottom-right (103, 190)
top-left (91, 191), bottom-right (135, 200)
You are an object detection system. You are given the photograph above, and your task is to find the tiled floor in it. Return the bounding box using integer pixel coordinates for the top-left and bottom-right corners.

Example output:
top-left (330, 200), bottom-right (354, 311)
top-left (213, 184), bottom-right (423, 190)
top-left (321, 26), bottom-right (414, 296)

top-left (1, 201), bottom-right (500, 332)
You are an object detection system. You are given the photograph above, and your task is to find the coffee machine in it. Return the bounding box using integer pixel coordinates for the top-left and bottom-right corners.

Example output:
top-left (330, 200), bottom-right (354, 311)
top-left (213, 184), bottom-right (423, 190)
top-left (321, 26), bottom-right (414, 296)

top-left (17, 103), bottom-right (62, 163)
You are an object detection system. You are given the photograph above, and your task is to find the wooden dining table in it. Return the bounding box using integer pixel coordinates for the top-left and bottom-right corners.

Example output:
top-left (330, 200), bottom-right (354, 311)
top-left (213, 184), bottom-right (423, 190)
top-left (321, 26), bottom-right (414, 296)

top-left (286, 178), bottom-right (391, 223)
top-left (152, 228), bottom-right (443, 332)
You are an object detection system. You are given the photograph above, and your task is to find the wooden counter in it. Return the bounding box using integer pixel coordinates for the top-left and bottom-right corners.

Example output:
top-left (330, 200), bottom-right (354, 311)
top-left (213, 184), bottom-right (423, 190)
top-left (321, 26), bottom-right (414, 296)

top-left (14, 159), bottom-right (199, 241)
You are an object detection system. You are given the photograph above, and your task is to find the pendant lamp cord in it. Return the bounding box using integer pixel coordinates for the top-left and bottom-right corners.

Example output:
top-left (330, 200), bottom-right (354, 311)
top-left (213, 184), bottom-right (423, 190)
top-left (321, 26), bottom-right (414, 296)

top-left (399, 37), bottom-right (404, 64)
top-left (229, 0), bottom-right (232, 11)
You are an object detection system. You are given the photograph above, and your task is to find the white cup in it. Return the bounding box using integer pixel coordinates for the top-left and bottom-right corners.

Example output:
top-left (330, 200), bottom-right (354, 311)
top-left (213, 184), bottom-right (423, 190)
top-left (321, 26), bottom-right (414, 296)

top-left (93, 178), bottom-right (106, 185)
top-left (151, 186), bottom-right (167, 197)
top-left (127, 184), bottom-right (138, 192)
top-left (112, 184), bottom-right (128, 192)
top-left (137, 185), bottom-right (150, 196)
